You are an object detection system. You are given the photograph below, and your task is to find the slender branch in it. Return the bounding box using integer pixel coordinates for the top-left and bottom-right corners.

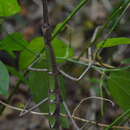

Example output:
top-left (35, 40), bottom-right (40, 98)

top-left (0, 100), bottom-right (130, 130)
top-left (28, 54), bottom-right (49, 72)
top-left (63, 101), bottom-right (80, 130)
top-left (42, 0), bottom-right (62, 129)
top-left (77, 25), bottom-right (102, 60)
top-left (0, 78), bottom-right (21, 114)
top-left (99, 72), bottom-right (105, 116)
top-left (58, 48), bottom-right (92, 81)
top-left (105, 109), bottom-right (130, 130)
top-left (0, 66), bottom-right (29, 115)
top-left (20, 98), bottom-right (48, 116)
top-left (52, 0), bottom-right (90, 39)
top-left (72, 96), bottom-right (114, 117)
top-left (58, 61), bottom-right (92, 81)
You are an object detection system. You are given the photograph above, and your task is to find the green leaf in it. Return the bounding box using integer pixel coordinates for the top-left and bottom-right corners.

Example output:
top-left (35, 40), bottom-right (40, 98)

top-left (60, 104), bottom-right (70, 128)
top-left (0, 32), bottom-right (29, 51)
top-left (108, 70), bottom-right (130, 110)
top-left (6, 65), bottom-right (26, 83)
top-left (49, 103), bottom-right (56, 115)
top-left (52, 37), bottom-right (74, 63)
top-left (97, 37), bottom-right (130, 48)
top-left (0, 60), bottom-right (9, 97)
top-left (19, 37), bottom-right (44, 70)
top-left (61, 116), bottom-right (70, 128)
top-left (19, 37), bottom-right (74, 69)
top-left (28, 59), bottom-right (49, 112)
top-left (59, 77), bottom-right (70, 128)
top-left (0, 0), bottom-right (21, 17)
top-left (28, 59), bottom-right (69, 127)
top-left (60, 76), bottom-right (67, 100)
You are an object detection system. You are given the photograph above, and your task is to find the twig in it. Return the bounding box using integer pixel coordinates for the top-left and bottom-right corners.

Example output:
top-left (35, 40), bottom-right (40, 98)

top-left (57, 26), bottom-right (103, 81)
top-left (72, 115), bottom-right (130, 130)
top-left (99, 72), bottom-right (105, 116)
top-left (28, 54), bottom-right (50, 72)
top-left (0, 100), bottom-right (130, 130)
top-left (68, 56), bottom-right (130, 72)
top-left (90, 26), bottom-right (102, 43)
top-left (0, 100), bottom-right (48, 116)
top-left (77, 25), bottom-right (102, 60)
top-left (80, 122), bottom-right (92, 130)
top-left (63, 101), bottom-right (80, 130)
top-left (72, 96), bottom-right (114, 116)
top-left (19, 98), bottom-right (48, 116)
top-left (42, 0), bottom-right (62, 129)
top-left (52, 0), bottom-right (90, 39)
top-left (58, 62), bottom-right (92, 81)
top-left (58, 48), bottom-right (92, 81)
top-left (105, 109), bottom-right (130, 130)
top-left (0, 79), bottom-right (22, 114)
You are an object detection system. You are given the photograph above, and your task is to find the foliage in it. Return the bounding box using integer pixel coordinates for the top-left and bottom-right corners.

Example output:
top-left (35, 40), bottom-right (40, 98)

top-left (19, 37), bottom-right (44, 69)
top-left (0, 32), bottom-right (29, 52)
top-left (0, 61), bottom-right (9, 97)
top-left (0, 0), bottom-right (130, 129)
top-left (0, 0), bottom-right (21, 17)
top-left (108, 70), bottom-right (130, 111)
top-left (97, 37), bottom-right (130, 48)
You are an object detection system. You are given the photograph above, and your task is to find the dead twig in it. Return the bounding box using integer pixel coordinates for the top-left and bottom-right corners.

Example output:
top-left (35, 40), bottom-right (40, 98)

top-left (0, 100), bottom-right (129, 130)
top-left (72, 96), bottom-right (114, 116)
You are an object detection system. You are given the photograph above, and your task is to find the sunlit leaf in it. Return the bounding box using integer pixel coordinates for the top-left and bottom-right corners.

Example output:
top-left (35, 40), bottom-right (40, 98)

top-left (97, 37), bottom-right (130, 48)
top-left (0, 32), bottom-right (29, 52)
top-left (19, 37), bottom-right (74, 69)
top-left (0, 0), bottom-right (21, 17)
top-left (19, 37), bottom-right (44, 70)
top-left (53, 37), bottom-right (74, 63)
